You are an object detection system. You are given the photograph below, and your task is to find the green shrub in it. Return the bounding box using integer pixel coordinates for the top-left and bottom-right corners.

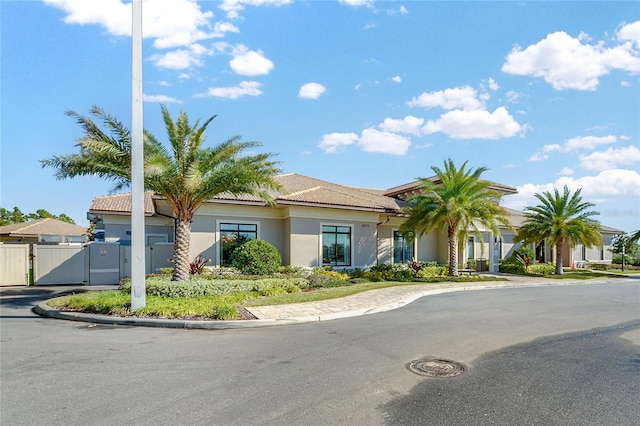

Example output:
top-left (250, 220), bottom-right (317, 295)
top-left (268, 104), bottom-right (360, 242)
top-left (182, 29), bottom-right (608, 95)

top-left (417, 265), bottom-right (448, 278)
top-left (159, 267), bottom-right (173, 277)
top-left (348, 268), bottom-right (366, 279)
top-left (307, 267), bottom-right (349, 288)
top-left (231, 239), bottom-right (282, 275)
top-left (120, 276), bottom-right (307, 298)
top-left (499, 261), bottom-right (524, 274)
top-left (612, 254), bottom-right (634, 265)
top-left (215, 304), bottom-right (239, 320)
top-left (528, 263), bottom-right (556, 276)
top-left (503, 246), bottom-right (535, 266)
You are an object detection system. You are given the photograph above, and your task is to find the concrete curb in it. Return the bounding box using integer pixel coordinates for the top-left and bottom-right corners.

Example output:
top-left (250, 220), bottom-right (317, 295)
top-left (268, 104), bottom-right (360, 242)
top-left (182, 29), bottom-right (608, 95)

top-left (32, 278), bottom-right (632, 329)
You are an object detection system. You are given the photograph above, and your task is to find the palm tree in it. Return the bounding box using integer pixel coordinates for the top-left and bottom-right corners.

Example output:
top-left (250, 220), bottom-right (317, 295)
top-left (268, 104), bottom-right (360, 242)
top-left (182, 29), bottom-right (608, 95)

top-left (41, 104), bottom-right (281, 281)
top-left (515, 186), bottom-right (603, 275)
top-left (399, 159), bottom-right (512, 277)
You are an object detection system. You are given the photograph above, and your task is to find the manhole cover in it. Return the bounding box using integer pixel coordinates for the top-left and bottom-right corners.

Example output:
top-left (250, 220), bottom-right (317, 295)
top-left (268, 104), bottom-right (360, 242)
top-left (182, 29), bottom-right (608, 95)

top-left (407, 358), bottom-right (466, 377)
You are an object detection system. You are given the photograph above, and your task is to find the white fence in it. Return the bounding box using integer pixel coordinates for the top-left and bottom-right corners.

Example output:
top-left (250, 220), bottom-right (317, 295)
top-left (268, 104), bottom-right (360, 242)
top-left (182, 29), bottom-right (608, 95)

top-left (0, 242), bottom-right (175, 286)
top-left (0, 244), bottom-right (30, 286)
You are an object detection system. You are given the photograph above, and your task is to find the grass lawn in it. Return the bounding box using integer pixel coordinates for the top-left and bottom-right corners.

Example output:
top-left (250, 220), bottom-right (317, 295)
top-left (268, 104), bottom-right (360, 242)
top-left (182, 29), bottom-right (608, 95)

top-left (546, 269), bottom-right (633, 280)
top-left (47, 275), bottom-right (503, 320)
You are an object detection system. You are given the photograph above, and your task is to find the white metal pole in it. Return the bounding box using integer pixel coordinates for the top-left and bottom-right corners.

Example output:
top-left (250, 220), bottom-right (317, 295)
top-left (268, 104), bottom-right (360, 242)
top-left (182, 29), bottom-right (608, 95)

top-left (131, 0), bottom-right (145, 310)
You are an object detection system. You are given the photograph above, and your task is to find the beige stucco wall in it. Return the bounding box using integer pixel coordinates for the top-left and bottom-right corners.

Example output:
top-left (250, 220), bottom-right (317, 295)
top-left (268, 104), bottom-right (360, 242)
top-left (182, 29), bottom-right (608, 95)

top-left (101, 215), bottom-right (174, 244)
top-left (283, 206), bottom-right (380, 269)
top-left (187, 203), bottom-right (284, 266)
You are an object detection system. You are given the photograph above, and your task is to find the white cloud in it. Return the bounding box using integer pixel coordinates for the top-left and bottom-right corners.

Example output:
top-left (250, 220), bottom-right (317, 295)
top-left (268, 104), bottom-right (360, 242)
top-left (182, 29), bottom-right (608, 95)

top-left (202, 81), bottom-right (263, 99)
top-left (579, 145), bottom-right (640, 171)
top-left (339, 0), bottom-right (373, 7)
top-left (220, 0), bottom-right (292, 19)
top-left (539, 135), bottom-right (618, 155)
top-left (505, 90), bottom-right (521, 103)
top-left (617, 20), bottom-right (640, 48)
top-left (378, 115), bottom-right (424, 135)
top-left (422, 107), bottom-right (522, 139)
top-left (229, 45), bottom-right (274, 76)
top-left (392, 75), bottom-right (402, 83)
top-left (44, 0), bottom-right (225, 48)
top-left (386, 5), bottom-right (409, 15)
top-left (150, 46), bottom-right (209, 69)
top-left (564, 135), bottom-right (618, 151)
top-left (318, 132), bottom-right (358, 153)
top-left (318, 129), bottom-right (411, 155)
top-left (502, 169), bottom-right (640, 212)
top-left (407, 86), bottom-right (483, 111)
top-left (299, 82), bottom-right (326, 99)
top-left (558, 167), bottom-right (574, 175)
top-left (488, 77), bottom-right (499, 91)
top-left (143, 94), bottom-right (182, 104)
top-left (502, 30), bottom-right (640, 90)
top-left (358, 129), bottom-right (411, 155)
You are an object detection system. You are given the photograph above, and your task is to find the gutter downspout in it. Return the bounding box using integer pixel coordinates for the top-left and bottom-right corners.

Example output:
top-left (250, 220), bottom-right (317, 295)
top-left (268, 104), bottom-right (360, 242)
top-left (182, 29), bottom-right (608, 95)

top-left (375, 215), bottom-right (392, 266)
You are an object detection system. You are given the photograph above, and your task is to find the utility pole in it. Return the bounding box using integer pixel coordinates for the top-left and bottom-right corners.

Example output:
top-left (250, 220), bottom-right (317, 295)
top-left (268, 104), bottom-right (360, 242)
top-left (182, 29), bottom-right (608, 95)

top-left (131, 0), bottom-right (145, 310)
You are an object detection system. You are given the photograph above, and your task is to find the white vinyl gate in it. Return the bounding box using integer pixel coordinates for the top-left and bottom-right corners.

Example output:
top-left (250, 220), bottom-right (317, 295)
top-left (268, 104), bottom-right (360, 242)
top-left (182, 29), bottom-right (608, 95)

top-left (31, 243), bottom-right (121, 286)
top-left (33, 244), bottom-right (86, 285)
top-left (1, 242), bottom-right (171, 286)
top-left (120, 242), bottom-right (174, 278)
top-left (0, 244), bottom-right (30, 286)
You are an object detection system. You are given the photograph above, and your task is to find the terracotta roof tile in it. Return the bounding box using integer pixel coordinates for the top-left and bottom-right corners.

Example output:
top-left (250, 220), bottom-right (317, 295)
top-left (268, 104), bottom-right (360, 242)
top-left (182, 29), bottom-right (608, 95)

top-left (90, 191), bottom-right (156, 215)
top-left (0, 218), bottom-right (88, 237)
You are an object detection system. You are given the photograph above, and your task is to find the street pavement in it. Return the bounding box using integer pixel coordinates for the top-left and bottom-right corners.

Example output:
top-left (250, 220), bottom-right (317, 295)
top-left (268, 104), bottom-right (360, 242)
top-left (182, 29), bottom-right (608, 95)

top-left (1, 276), bottom-right (638, 425)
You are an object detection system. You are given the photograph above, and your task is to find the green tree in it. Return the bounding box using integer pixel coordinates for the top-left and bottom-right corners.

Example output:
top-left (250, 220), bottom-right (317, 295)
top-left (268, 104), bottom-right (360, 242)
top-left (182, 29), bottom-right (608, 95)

top-left (399, 159), bottom-right (512, 277)
top-left (0, 207), bottom-right (75, 225)
top-left (41, 104), bottom-right (281, 281)
top-left (515, 186), bottom-right (603, 275)
top-left (610, 232), bottom-right (639, 261)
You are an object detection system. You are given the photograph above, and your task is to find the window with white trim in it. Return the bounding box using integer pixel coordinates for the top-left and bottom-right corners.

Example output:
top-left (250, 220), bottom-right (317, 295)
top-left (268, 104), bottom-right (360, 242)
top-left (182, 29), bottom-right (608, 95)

top-left (220, 223), bottom-right (257, 266)
top-left (393, 230), bottom-right (414, 263)
top-left (322, 225), bottom-right (351, 267)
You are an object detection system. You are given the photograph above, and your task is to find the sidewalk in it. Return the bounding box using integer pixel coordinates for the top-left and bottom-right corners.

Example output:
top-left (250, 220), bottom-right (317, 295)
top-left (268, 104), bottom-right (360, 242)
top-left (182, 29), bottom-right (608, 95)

top-left (28, 273), bottom-right (632, 329)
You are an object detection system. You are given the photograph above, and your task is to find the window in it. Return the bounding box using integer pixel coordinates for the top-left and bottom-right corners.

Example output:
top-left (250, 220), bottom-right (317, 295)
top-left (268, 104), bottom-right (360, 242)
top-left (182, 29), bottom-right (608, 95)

top-left (220, 223), bottom-right (257, 266)
top-left (467, 238), bottom-right (475, 260)
top-left (322, 225), bottom-right (351, 266)
top-left (393, 231), bottom-right (414, 263)
top-left (147, 234), bottom-right (168, 246)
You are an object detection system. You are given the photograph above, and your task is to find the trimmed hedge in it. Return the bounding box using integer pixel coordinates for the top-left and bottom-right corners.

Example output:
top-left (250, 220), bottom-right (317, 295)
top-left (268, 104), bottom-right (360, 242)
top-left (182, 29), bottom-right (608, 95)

top-left (121, 276), bottom-right (307, 298)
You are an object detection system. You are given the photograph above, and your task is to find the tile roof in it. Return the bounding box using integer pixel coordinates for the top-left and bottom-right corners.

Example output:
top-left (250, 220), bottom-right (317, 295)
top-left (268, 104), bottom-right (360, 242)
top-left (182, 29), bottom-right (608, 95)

top-left (90, 191), bottom-right (156, 215)
top-left (214, 174), bottom-right (403, 212)
top-left (385, 177), bottom-right (518, 200)
top-left (88, 174), bottom-right (531, 215)
top-left (0, 218), bottom-right (88, 237)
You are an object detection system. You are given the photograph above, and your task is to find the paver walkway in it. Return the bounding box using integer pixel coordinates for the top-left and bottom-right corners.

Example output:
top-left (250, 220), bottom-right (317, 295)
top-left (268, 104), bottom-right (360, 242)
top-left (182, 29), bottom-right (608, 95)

top-left (245, 274), bottom-right (562, 320)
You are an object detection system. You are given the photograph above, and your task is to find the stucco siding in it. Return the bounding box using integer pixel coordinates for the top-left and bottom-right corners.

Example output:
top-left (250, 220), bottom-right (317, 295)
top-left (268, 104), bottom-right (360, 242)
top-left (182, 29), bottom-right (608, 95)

top-left (288, 218), bottom-right (321, 267)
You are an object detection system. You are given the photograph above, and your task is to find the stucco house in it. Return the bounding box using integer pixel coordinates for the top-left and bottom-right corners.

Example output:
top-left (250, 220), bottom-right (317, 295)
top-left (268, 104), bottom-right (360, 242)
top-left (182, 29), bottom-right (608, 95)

top-left (88, 173), bottom-right (620, 274)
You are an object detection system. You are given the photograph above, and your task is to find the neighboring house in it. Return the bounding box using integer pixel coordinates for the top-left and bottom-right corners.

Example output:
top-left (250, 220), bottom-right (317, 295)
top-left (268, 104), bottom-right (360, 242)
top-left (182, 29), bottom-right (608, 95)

top-left (0, 218), bottom-right (88, 243)
top-left (88, 173), bottom-right (620, 273)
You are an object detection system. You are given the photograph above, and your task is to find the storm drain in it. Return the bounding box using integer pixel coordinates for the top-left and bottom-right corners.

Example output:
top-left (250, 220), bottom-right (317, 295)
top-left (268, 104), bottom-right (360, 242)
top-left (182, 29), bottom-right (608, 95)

top-left (407, 358), bottom-right (466, 378)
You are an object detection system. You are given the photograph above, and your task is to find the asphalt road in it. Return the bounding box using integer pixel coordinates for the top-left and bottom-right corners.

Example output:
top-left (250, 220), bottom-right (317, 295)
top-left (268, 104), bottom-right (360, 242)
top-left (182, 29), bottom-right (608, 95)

top-left (1, 281), bottom-right (639, 425)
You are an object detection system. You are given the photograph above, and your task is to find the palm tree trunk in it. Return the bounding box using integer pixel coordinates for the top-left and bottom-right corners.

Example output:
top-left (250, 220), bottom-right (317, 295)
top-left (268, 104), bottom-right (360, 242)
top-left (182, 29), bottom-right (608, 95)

top-left (172, 218), bottom-right (192, 281)
top-left (555, 240), bottom-right (564, 275)
top-left (448, 227), bottom-right (458, 277)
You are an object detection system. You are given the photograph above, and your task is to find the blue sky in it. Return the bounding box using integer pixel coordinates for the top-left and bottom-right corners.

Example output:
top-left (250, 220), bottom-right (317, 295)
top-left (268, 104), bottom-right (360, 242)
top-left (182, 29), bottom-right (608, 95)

top-left (2, 0), bottom-right (639, 233)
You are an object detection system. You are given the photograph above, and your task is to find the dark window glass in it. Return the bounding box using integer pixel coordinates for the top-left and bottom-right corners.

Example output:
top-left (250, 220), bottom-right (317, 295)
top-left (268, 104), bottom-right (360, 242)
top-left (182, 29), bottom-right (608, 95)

top-left (220, 223), bottom-right (257, 266)
top-left (322, 225), bottom-right (351, 266)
